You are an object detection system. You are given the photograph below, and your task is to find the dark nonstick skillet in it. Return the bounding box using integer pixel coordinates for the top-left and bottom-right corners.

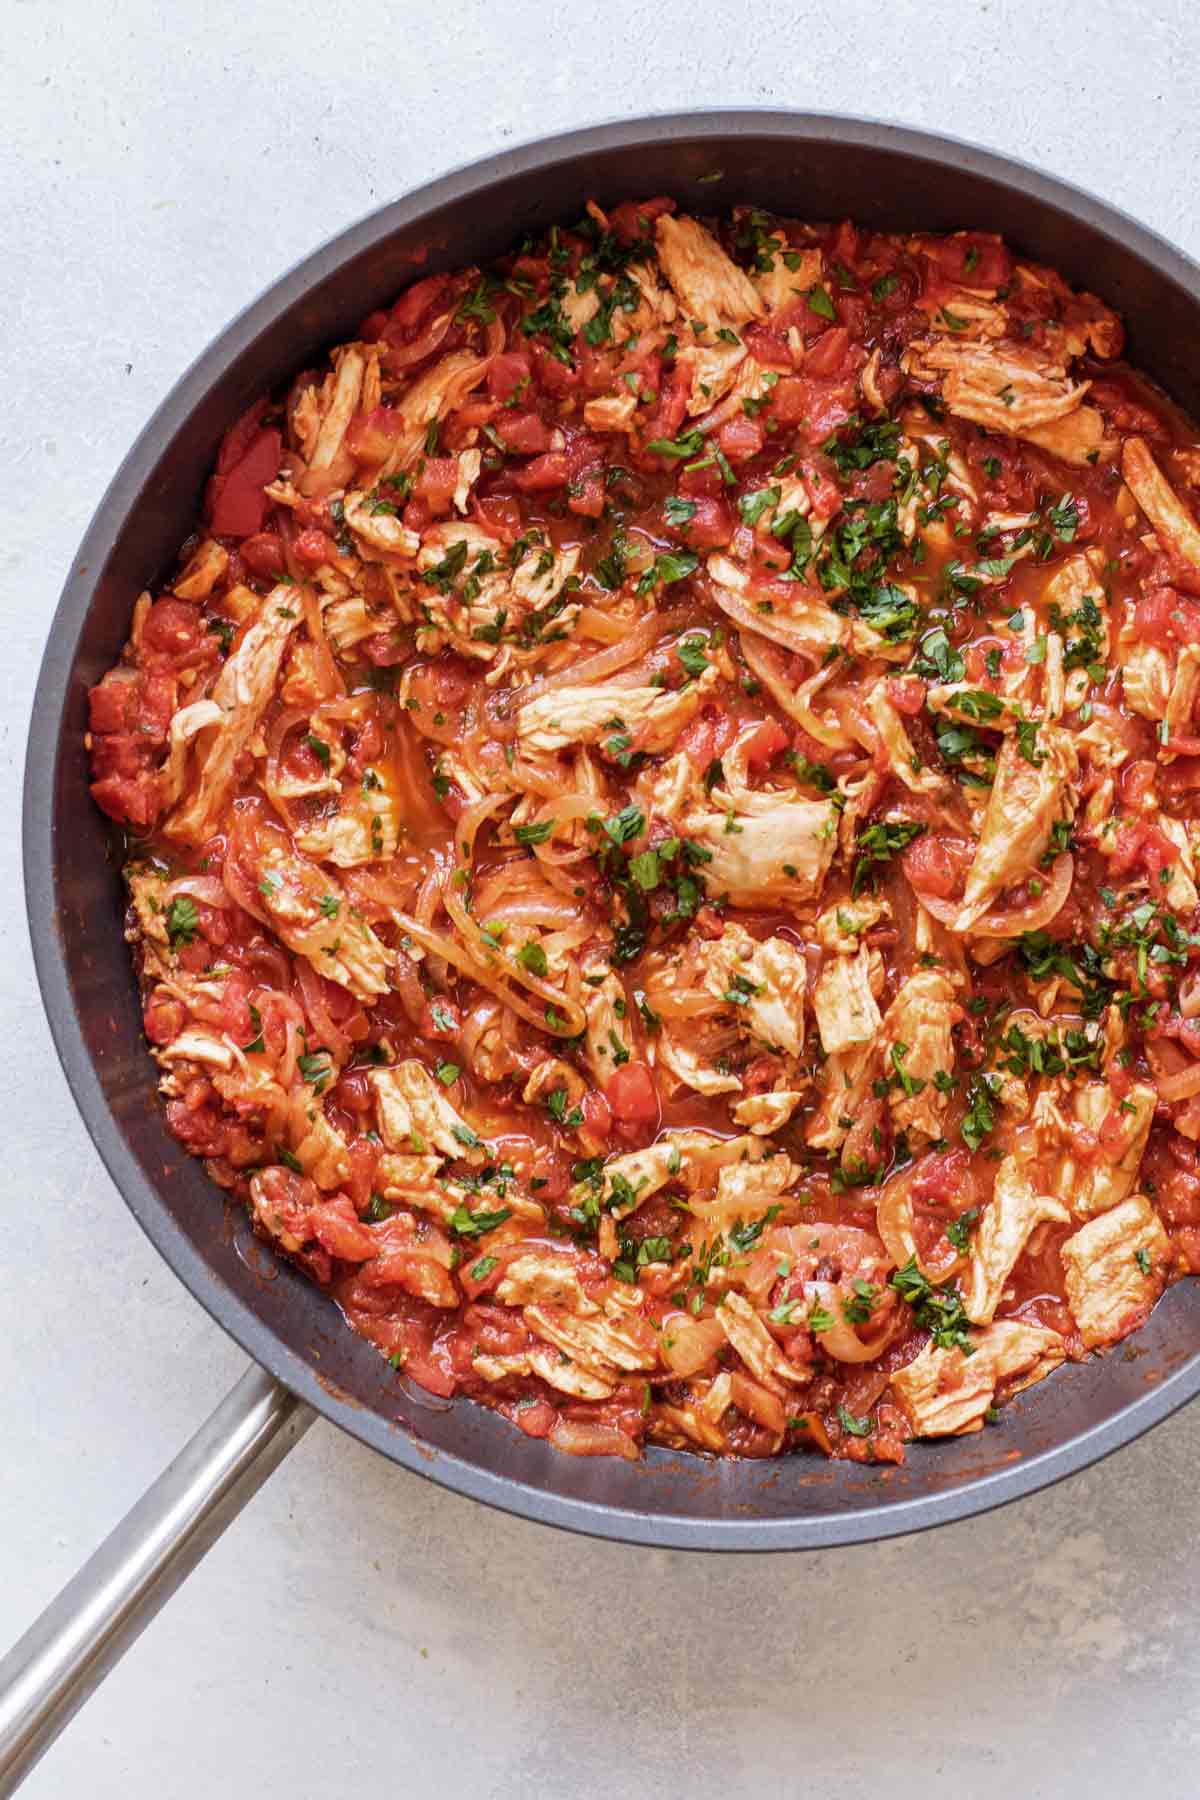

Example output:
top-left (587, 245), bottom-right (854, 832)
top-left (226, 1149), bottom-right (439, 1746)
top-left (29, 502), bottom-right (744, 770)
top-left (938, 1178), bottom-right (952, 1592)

top-left (6, 108), bottom-right (1200, 1792)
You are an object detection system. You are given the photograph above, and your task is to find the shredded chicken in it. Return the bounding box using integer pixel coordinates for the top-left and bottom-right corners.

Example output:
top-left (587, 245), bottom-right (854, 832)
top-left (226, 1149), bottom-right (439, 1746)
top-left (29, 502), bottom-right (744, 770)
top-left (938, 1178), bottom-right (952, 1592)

top-left (655, 215), bottom-right (764, 330)
top-left (1061, 1195), bottom-right (1170, 1348)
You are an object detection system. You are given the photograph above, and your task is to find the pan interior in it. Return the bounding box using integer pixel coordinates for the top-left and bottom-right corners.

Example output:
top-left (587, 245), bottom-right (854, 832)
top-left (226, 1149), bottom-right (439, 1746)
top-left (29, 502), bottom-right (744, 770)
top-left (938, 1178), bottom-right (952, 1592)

top-left (27, 113), bottom-right (1200, 1548)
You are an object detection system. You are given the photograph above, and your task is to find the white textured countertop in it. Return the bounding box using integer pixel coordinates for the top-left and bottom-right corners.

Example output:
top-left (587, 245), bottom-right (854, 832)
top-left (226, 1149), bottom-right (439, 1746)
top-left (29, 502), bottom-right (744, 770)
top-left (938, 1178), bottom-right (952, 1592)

top-left (5, 2), bottom-right (1200, 1793)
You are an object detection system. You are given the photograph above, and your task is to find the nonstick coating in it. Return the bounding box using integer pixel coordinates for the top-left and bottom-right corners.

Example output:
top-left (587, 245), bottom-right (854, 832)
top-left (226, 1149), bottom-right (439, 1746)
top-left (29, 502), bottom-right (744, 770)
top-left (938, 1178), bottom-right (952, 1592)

top-left (24, 111), bottom-right (1200, 1550)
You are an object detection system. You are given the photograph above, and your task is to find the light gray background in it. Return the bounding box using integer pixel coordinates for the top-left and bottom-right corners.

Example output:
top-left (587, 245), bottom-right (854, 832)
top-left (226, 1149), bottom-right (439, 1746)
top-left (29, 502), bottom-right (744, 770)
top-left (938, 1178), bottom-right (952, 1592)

top-left (5, 2), bottom-right (1200, 1794)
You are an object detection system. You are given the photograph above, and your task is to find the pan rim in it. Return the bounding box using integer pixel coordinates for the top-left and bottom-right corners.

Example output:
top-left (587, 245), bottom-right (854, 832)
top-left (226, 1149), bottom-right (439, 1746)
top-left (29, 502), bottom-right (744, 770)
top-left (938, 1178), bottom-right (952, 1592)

top-left (23, 105), bottom-right (1200, 1550)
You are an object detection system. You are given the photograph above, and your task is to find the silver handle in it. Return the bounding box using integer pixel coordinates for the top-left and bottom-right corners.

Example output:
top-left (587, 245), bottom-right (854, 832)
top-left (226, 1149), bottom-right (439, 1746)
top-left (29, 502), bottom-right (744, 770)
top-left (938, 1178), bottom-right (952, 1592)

top-left (0, 1364), bottom-right (314, 1794)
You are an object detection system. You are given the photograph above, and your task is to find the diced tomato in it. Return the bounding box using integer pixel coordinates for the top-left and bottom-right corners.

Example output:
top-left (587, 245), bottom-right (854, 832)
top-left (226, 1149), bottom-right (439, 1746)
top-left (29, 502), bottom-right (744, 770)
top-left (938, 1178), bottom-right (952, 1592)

top-left (805, 326), bottom-right (852, 379)
top-left (1086, 379), bottom-right (1167, 439)
top-left (717, 415), bottom-right (764, 463)
top-left (512, 1398), bottom-right (557, 1439)
top-left (387, 274), bottom-right (452, 334)
top-left (362, 630), bottom-right (408, 667)
top-left (240, 531), bottom-right (286, 579)
top-left (676, 495), bottom-right (733, 549)
top-left (533, 346), bottom-right (580, 395)
top-left (912, 1147), bottom-right (971, 1208)
top-left (345, 405), bottom-right (401, 465)
top-left (677, 708), bottom-right (738, 770)
top-left (1163, 757), bottom-right (1200, 799)
top-left (580, 1089), bottom-right (612, 1141)
top-left (924, 232), bottom-right (1012, 288)
top-left (693, 905), bottom-right (726, 940)
top-left (420, 998), bottom-right (460, 1040)
top-left (399, 495), bottom-right (430, 535)
top-left (305, 1197), bottom-right (376, 1263)
top-left (495, 410), bottom-right (553, 454)
top-left (741, 323), bottom-right (793, 370)
top-left (1119, 759), bottom-right (1158, 809)
top-left (214, 400), bottom-right (269, 477)
top-left (91, 771), bottom-right (158, 829)
top-left (164, 1094), bottom-right (228, 1160)
top-left (143, 994), bottom-right (185, 1045)
top-left (739, 1055), bottom-right (779, 1095)
top-left (887, 676), bottom-right (927, 716)
top-left (1108, 819), bottom-right (1177, 881)
top-left (605, 1061), bottom-right (660, 1126)
top-left (802, 461), bottom-right (843, 519)
top-left (766, 376), bottom-right (810, 426)
top-left (567, 473), bottom-right (606, 518)
top-left (678, 457), bottom-right (723, 499)
top-left (142, 598), bottom-right (204, 657)
top-left (640, 364), bottom-right (690, 447)
top-left (607, 196), bottom-right (674, 243)
top-left (511, 451), bottom-right (569, 491)
top-left (744, 718), bottom-right (790, 769)
top-left (473, 493), bottom-right (523, 540)
top-left (487, 352), bottom-right (532, 403)
top-left (414, 456), bottom-right (459, 512)
top-left (88, 672), bottom-right (137, 735)
top-left (1134, 586), bottom-right (1200, 648)
top-left (903, 832), bottom-right (971, 900)
top-left (208, 427), bottom-right (282, 539)
top-left (293, 528), bottom-right (336, 567)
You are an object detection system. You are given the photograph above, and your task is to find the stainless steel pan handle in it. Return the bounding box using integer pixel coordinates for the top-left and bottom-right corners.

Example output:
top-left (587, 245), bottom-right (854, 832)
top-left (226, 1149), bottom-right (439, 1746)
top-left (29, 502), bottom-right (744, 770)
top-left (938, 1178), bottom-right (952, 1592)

top-left (0, 1365), bottom-right (313, 1795)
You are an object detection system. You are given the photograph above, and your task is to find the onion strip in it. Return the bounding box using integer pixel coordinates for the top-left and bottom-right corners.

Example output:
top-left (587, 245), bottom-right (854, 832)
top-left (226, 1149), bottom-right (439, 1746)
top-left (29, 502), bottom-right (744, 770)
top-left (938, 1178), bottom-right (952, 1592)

top-left (438, 796), bottom-right (586, 1037)
top-left (1157, 1062), bottom-right (1200, 1103)
top-left (738, 629), bottom-right (856, 749)
top-left (919, 854), bottom-right (1074, 938)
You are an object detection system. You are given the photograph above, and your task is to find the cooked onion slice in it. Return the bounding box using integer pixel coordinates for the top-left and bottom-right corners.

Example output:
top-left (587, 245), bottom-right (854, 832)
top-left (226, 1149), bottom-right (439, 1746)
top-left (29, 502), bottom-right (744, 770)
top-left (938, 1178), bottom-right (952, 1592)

top-left (919, 853), bottom-right (1074, 939)
top-left (1157, 1063), bottom-right (1200, 1103)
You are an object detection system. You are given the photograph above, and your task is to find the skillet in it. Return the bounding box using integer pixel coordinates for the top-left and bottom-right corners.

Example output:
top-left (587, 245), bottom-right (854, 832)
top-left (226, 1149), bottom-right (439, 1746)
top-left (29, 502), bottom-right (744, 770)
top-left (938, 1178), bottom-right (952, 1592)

top-left (6, 109), bottom-right (1200, 1792)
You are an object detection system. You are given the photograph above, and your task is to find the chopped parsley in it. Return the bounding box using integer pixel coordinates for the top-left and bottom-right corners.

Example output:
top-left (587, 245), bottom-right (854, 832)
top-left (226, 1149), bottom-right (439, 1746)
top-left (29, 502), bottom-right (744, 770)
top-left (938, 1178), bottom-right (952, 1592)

top-left (165, 895), bottom-right (199, 950)
top-left (852, 819), bottom-right (925, 895)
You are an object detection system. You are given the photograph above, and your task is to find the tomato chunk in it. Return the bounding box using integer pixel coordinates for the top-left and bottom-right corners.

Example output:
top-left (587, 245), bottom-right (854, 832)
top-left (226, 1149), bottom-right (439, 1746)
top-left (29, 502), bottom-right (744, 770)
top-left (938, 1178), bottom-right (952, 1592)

top-left (605, 1062), bottom-right (660, 1125)
top-left (208, 427), bottom-right (282, 538)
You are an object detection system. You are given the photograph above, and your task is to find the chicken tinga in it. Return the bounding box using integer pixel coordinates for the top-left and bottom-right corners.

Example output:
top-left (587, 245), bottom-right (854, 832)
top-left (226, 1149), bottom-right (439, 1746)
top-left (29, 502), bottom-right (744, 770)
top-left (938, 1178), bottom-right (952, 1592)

top-left (87, 201), bottom-right (1200, 1463)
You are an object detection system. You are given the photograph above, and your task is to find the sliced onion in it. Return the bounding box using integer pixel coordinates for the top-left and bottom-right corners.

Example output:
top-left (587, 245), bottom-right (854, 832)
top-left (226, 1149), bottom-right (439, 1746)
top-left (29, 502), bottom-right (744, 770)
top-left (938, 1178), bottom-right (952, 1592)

top-left (659, 1311), bottom-right (727, 1377)
top-left (299, 583), bottom-right (344, 700)
top-left (804, 1282), bottom-right (884, 1362)
top-left (262, 704), bottom-right (320, 823)
top-left (254, 990), bottom-right (307, 1087)
top-left (875, 1171), bottom-right (960, 1282)
top-left (768, 1222), bottom-right (890, 1274)
top-left (388, 948), bottom-right (426, 1025)
top-left (549, 1418), bottom-right (638, 1459)
top-left (509, 795), bottom-right (601, 872)
top-left (919, 853), bottom-right (1074, 938)
top-left (1157, 1062), bottom-right (1200, 1103)
top-left (971, 853), bottom-right (1075, 939)
top-left (295, 958), bottom-right (351, 1060)
top-left (574, 604), bottom-right (631, 644)
top-left (162, 876), bottom-right (232, 909)
top-left (243, 940), bottom-right (294, 990)
top-left (642, 988), bottom-right (725, 1021)
top-left (714, 583), bottom-right (840, 661)
top-left (727, 1371), bottom-right (786, 1434)
top-left (1180, 971), bottom-right (1200, 1020)
top-left (395, 909), bottom-right (585, 1038)
top-left (515, 607), bottom-right (690, 704)
top-left (738, 630), bottom-right (856, 748)
top-left (440, 796), bottom-right (587, 1037)
top-left (221, 836), bottom-right (271, 927)
top-left (384, 309), bottom-right (453, 371)
top-left (341, 863), bottom-right (426, 922)
top-left (460, 997), bottom-right (520, 1082)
